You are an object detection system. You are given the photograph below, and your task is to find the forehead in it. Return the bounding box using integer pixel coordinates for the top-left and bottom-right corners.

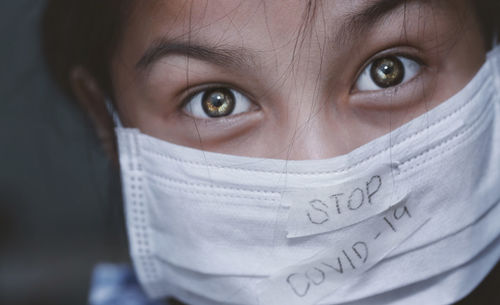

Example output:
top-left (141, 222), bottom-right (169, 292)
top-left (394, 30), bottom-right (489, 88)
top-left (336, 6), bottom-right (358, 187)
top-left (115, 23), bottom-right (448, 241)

top-left (117, 0), bottom-right (462, 72)
top-left (129, 0), bottom-right (323, 40)
top-left (122, 0), bottom-right (395, 52)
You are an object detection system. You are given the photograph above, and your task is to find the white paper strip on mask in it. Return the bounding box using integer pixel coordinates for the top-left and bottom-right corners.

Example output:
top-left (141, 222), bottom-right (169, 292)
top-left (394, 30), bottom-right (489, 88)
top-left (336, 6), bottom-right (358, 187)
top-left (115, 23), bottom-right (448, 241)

top-left (285, 163), bottom-right (407, 238)
top-left (258, 198), bottom-right (430, 305)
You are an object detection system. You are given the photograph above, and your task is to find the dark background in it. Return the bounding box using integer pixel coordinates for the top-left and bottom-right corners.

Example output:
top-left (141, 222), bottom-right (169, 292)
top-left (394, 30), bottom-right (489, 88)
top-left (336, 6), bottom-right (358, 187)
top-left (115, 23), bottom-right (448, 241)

top-left (0, 1), bottom-right (128, 304)
top-left (0, 1), bottom-right (498, 305)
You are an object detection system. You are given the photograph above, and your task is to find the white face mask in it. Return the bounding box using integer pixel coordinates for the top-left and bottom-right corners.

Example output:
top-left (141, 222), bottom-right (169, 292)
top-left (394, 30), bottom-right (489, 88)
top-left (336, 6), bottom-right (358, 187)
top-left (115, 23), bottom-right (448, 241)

top-left (115, 46), bottom-right (500, 305)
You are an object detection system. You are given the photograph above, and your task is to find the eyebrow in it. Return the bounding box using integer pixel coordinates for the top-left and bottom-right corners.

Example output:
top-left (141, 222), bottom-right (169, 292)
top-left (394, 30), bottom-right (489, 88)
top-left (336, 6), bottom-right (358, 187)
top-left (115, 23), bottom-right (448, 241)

top-left (136, 39), bottom-right (255, 71)
top-left (336, 0), bottom-right (419, 45)
top-left (136, 0), bottom-right (419, 71)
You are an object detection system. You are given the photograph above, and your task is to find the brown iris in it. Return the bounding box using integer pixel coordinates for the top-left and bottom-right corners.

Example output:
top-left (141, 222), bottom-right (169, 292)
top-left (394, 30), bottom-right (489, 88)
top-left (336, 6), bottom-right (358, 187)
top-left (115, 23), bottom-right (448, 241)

top-left (201, 88), bottom-right (236, 117)
top-left (370, 56), bottom-right (405, 88)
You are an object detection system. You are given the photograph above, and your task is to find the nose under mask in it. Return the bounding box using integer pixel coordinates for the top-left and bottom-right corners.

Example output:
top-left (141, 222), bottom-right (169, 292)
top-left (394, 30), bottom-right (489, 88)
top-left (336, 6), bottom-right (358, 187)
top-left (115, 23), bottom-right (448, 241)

top-left (113, 46), bottom-right (500, 305)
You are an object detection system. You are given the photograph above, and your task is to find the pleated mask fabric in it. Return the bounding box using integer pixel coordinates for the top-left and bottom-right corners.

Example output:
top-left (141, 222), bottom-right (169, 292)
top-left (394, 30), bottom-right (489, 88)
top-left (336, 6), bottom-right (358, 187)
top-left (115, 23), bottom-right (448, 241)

top-left (115, 46), bottom-right (500, 305)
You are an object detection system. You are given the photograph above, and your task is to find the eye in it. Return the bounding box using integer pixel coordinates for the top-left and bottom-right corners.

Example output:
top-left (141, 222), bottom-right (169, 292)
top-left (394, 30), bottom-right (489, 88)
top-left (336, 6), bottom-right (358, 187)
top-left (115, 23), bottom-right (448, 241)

top-left (355, 55), bottom-right (421, 91)
top-left (184, 87), bottom-right (253, 119)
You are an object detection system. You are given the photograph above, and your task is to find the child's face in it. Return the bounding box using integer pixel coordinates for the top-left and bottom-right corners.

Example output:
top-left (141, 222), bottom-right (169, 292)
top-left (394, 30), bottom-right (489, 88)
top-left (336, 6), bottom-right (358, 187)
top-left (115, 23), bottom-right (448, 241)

top-left (110, 0), bottom-right (485, 159)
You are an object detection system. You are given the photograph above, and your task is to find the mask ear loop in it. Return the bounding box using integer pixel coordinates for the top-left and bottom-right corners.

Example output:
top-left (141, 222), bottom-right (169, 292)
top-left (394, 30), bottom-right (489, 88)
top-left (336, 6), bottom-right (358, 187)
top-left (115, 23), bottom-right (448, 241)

top-left (105, 99), bottom-right (124, 128)
top-left (489, 30), bottom-right (500, 94)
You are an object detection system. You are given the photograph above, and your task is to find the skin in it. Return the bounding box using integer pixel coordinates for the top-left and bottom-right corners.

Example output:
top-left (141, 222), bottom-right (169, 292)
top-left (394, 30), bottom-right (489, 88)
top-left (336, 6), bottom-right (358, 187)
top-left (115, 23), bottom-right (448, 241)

top-left (72, 0), bottom-right (486, 160)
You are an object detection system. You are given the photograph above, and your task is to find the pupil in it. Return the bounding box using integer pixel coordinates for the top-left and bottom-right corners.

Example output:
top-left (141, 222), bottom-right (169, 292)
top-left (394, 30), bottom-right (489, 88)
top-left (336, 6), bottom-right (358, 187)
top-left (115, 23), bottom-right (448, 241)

top-left (370, 56), bottom-right (404, 88)
top-left (382, 65), bottom-right (393, 75)
top-left (210, 95), bottom-right (224, 107)
top-left (202, 88), bottom-right (236, 118)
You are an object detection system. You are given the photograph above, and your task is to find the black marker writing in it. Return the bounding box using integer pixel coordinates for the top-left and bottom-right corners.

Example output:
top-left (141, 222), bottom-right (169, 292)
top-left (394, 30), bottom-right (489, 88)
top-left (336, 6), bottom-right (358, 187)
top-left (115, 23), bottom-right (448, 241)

top-left (382, 205), bottom-right (412, 232)
top-left (286, 241), bottom-right (369, 298)
top-left (394, 205), bottom-right (412, 219)
top-left (322, 258), bottom-right (343, 274)
top-left (330, 193), bottom-right (344, 215)
top-left (306, 268), bottom-right (326, 285)
top-left (305, 175), bottom-right (383, 225)
top-left (307, 199), bottom-right (329, 225)
top-left (366, 175), bottom-right (382, 204)
top-left (384, 217), bottom-right (397, 232)
top-left (347, 188), bottom-right (365, 210)
top-left (352, 241), bottom-right (369, 263)
top-left (287, 273), bottom-right (310, 297)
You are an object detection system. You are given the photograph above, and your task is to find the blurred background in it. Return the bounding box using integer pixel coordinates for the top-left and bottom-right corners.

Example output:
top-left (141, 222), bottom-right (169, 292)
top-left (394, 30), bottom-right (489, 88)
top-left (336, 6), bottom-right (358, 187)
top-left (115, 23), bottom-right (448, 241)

top-left (0, 1), bottom-right (498, 305)
top-left (0, 1), bottom-right (128, 304)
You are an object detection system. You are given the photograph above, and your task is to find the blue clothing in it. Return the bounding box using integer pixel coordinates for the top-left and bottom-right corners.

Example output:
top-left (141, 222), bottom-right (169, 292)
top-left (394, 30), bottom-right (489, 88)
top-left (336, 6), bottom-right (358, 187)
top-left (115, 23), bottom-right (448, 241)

top-left (88, 264), bottom-right (163, 305)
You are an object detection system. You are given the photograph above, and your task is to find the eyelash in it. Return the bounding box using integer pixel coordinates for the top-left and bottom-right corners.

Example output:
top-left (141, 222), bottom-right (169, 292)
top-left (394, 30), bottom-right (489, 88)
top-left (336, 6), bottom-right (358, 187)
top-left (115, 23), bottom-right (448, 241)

top-left (353, 52), bottom-right (424, 92)
top-left (181, 85), bottom-right (255, 119)
top-left (180, 51), bottom-right (424, 119)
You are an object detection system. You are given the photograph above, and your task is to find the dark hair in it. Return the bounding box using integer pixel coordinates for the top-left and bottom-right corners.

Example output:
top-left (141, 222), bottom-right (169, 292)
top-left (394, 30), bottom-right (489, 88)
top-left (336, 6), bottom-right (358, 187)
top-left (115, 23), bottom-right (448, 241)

top-left (42, 0), bottom-right (133, 99)
top-left (42, 0), bottom-right (500, 100)
top-left (473, 0), bottom-right (500, 46)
